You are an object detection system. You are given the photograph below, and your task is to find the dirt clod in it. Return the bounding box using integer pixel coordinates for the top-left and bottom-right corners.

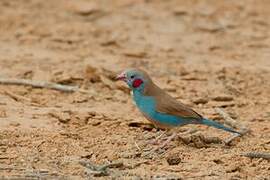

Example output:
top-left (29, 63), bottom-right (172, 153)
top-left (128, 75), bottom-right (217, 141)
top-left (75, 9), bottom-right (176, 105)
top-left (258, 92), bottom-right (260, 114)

top-left (49, 111), bottom-right (71, 123)
top-left (166, 155), bottom-right (181, 165)
top-left (179, 134), bottom-right (222, 148)
top-left (212, 95), bottom-right (234, 102)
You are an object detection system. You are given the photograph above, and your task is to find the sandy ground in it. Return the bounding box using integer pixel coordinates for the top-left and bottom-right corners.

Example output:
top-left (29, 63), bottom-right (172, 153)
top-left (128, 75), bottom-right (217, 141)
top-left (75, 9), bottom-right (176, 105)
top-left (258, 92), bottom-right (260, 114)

top-left (0, 0), bottom-right (269, 179)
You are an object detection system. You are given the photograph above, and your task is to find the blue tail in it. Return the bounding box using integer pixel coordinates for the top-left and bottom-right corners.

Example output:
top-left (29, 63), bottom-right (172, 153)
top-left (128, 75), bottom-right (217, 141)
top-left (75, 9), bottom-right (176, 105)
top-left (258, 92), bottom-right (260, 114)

top-left (201, 118), bottom-right (241, 134)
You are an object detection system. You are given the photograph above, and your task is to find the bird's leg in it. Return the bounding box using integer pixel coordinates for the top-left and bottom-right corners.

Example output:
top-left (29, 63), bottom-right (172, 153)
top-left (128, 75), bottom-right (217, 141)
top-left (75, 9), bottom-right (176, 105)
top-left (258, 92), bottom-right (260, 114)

top-left (148, 130), bottom-right (166, 145)
top-left (156, 130), bottom-right (166, 139)
top-left (159, 132), bottom-right (177, 149)
top-left (150, 132), bottom-right (177, 152)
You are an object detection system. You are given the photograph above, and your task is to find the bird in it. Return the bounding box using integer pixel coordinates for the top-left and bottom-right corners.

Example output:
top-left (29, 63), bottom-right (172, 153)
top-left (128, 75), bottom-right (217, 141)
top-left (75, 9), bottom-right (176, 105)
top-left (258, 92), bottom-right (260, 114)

top-left (116, 68), bottom-right (241, 148)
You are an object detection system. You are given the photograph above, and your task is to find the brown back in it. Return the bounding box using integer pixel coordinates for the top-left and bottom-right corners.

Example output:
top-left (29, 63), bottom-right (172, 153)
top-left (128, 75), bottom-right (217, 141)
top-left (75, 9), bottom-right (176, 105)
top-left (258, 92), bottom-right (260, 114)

top-left (143, 80), bottom-right (203, 120)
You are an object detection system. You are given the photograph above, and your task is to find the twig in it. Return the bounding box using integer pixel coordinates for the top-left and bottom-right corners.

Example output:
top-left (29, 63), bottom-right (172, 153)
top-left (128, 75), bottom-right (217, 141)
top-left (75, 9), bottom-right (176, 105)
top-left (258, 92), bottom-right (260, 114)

top-left (224, 128), bottom-right (250, 145)
top-left (134, 141), bottom-right (142, 151)
top-left (79, 160), bottom-right (123, 176)
top-left (79, 160), bottom-right (108, 176)
top-left (215, 108), bottom-right (250, 144)
top-left (0, 166), bottom-right (26, 171)
top-left (215, 107), bottom-right (250, 133)
top-left (215, 108), bottom-right (244, 129)
top-left (0, 78), bottom-right (79, 92)
top-left (3, 90), bottom-right (41, 106)
top-left (125, 160), bottom-right (149, 169)
top-left (3, 90), bottom-right (31, 102)
top-left (241, 152), bottom-right (270, 160)
top-left (224, 133), bottom-right (241, 145)
top-left (98, 161), bottom-right (123, 171)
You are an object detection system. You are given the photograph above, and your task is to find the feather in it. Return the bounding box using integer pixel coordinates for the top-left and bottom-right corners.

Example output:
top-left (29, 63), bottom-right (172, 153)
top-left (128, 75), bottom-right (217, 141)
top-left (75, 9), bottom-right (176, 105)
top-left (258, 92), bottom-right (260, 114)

top-left (201, 118), bottom-right (241, 134)
top-left (141, 111), bottom-right (172, 129)
top-left (143, 81), bottom-right (203, 121)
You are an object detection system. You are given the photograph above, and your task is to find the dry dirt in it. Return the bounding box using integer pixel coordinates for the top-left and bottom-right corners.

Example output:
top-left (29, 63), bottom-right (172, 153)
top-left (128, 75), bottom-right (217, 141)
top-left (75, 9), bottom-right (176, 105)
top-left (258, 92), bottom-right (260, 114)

top-left (0, 0), bottom-right (269, 179)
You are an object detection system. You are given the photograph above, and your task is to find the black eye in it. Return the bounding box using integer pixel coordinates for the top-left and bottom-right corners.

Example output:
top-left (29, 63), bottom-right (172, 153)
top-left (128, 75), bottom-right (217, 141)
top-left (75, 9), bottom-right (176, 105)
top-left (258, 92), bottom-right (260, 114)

top-left (130, 75), bottom-right (135, 79)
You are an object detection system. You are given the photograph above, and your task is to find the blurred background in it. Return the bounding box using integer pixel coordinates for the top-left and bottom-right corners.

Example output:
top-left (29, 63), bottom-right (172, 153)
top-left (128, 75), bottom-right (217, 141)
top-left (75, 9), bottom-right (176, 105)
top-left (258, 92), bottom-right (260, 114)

top-left (0, 0), bottom-right (269, 179)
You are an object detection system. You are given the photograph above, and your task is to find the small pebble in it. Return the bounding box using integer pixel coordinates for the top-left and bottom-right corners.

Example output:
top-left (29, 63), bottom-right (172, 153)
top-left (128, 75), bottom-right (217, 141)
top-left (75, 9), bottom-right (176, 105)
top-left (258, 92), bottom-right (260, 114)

top-left (212, 95), bottom-right (234, 102)
top-left (193, 98), bottom-right (208, 104)
top-left (166, 155), bottom-right (181, 165)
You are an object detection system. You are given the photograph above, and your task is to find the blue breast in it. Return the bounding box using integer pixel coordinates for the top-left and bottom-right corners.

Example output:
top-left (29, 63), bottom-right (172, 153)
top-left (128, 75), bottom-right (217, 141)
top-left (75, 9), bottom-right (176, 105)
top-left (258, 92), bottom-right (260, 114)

top-left (133, 90), bottom-right (188, 126)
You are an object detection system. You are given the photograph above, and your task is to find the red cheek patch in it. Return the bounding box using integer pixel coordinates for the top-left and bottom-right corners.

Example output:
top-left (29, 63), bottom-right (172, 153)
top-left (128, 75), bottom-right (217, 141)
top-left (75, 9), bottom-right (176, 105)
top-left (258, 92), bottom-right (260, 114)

top-left (132, 79), bottom-right (143, 88)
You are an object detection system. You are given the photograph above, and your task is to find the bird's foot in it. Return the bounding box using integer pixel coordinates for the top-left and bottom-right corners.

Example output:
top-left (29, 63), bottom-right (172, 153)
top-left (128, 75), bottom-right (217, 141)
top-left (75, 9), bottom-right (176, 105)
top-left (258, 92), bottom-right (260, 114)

top-left (147, 131), bottom-right (167, 145)
top-left (143, 133), bottom-right (177, 157)
top-left (153, 132), bottom-right (177, 151)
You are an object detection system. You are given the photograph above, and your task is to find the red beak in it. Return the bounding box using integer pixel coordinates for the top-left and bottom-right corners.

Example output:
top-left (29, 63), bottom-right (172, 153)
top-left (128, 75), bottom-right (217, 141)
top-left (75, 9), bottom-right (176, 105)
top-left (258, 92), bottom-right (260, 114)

top-left (115, 72), bottom-right (126, 81)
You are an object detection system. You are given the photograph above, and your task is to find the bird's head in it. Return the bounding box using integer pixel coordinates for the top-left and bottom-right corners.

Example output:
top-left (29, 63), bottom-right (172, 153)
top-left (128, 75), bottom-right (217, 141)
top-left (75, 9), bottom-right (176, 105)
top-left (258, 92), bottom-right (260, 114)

top-left (116, 68), bottom-right (151, 92)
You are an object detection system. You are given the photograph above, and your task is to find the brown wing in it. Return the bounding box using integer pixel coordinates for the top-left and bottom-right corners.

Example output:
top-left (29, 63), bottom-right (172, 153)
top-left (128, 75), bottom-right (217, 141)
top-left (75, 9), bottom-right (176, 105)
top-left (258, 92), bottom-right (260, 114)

top-left (144, 82), bottom-right (203, 120)
top-left (156, 93), bottom-right (203, 119)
